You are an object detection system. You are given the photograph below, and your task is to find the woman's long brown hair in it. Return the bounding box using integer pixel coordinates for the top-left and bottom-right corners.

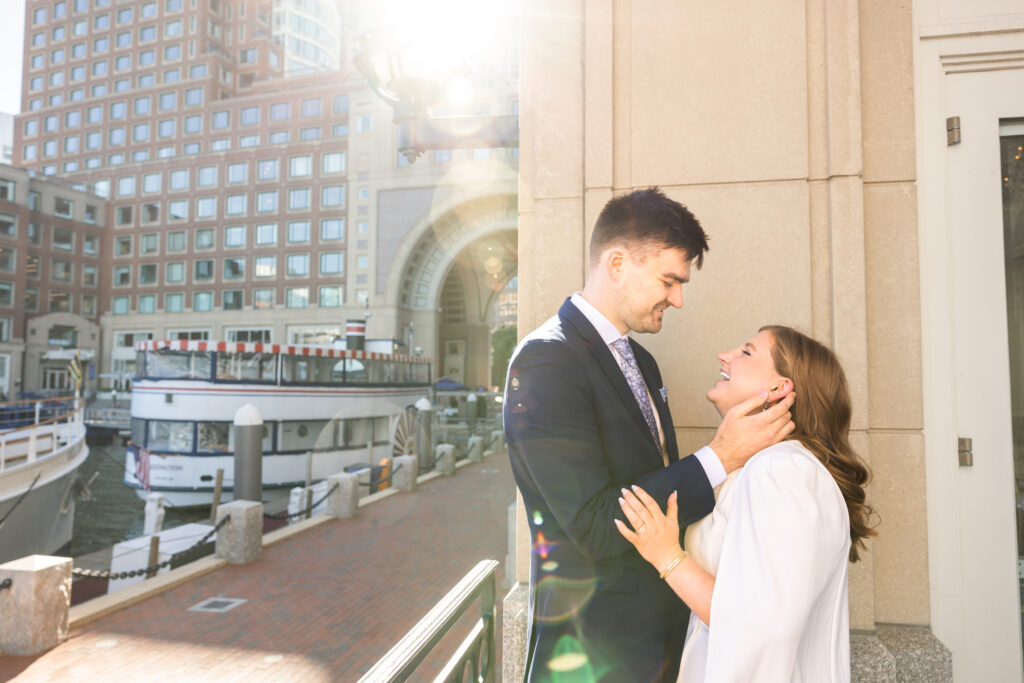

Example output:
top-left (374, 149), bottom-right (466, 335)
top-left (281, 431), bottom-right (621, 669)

top-left (761, 325), bottom-right (877, 562)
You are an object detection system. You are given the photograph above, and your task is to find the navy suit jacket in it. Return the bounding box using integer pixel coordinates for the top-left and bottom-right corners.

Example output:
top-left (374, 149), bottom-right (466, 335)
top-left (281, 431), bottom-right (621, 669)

top-left (504, 298), bottom-right (716, 683)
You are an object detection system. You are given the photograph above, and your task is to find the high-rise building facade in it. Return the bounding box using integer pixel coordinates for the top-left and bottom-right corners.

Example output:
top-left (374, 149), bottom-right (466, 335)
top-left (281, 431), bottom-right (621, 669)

top-left (271, 0), bottom-right (341, 75)
top-left (9, 0), bottom-right (519, 393)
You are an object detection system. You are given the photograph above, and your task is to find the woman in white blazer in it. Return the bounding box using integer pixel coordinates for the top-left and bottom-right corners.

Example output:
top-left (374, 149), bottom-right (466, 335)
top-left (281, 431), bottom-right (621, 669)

top-left (617, 325), bottom-right (875, 682)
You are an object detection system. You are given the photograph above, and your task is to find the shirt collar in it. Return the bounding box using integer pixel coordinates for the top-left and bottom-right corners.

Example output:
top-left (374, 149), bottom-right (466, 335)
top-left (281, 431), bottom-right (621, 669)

top-left (571, 292), bottom-right (626, 346)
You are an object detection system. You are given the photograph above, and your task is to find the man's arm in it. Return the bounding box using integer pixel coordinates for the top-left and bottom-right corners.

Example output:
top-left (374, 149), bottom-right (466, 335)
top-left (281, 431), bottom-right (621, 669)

top-left (505, 340), bottom-right (714, 561)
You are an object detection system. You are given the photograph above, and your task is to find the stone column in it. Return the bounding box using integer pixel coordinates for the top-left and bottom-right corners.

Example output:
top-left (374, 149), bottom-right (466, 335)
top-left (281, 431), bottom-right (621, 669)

top-left (326, 471), bottom-right (359, 517)
top-left (415, 397), bottom-right (433, 471)
top-left (435, 444), bottom-right (456, 476)
top-left (466, 435), bottom-right (484, 462)
top-left (0, 555), bottom-right (72, 655)
top-left (490, 430), bottom-right (505, 453)
top-left (232, 404), bottom-right (264, 503)
top-left (214, 500), bottom-right (263, 565)
top-left (143, 492), bottom-right (165, 535)
top-left (391, 455), bottom-right (419, 492)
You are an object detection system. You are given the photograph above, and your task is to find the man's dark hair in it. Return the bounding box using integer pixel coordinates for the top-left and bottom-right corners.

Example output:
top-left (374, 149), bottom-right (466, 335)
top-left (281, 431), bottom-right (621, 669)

top-left (589, 187), bottom-right (709, 268)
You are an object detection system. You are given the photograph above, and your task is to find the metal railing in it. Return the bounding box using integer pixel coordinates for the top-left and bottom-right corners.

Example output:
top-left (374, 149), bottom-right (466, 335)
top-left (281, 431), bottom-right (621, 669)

top-left (0, 397), bottom-right (83, 473)
top-left (359, 559), bottom-right (499, 683)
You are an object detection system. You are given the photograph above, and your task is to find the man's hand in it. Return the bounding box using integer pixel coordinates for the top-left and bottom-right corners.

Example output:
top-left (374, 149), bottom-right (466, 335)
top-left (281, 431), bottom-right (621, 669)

top-left (709, 392), bottom-right (796, 473)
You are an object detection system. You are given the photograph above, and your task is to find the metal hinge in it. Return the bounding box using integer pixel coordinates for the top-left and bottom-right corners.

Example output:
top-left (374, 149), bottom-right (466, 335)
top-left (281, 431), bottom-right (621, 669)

top-left (947, 116), bottom-right (961, 146)
top-left (958, 436), bottom-right (973, 467)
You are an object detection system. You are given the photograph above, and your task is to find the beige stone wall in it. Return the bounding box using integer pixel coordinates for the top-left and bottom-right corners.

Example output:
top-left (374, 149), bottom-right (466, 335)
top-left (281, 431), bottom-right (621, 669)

top-left (518, 0), bottom-right (925, 633)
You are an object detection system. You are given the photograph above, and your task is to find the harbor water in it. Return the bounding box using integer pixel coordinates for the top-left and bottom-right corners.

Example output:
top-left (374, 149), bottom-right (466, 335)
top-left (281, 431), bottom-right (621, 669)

top-left (70, 441), bottom-right (206, 558)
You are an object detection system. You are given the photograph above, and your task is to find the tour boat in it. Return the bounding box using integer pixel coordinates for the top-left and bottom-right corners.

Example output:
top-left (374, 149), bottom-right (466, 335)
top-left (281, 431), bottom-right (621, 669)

top-left (124, 339), bottom-right (432, 507)
top-left (0, 396), bottom-right (89, 564)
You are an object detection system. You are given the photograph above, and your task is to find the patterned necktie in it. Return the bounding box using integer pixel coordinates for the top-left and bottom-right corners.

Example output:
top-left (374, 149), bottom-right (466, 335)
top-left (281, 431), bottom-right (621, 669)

top-left (611, 338), bottom-right (662, 456)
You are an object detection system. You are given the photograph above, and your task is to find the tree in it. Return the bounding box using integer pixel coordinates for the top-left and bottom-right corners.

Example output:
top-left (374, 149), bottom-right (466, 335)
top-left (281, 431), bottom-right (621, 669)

top-left (490, 325), bottom-right (518, 390)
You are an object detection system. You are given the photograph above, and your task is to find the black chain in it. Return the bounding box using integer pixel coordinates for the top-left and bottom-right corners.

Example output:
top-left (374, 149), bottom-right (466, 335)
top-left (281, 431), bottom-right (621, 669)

top-left (71, 515), bottom-right (229, 581)
top-left (263, 482), bottom-right (340, 520)
top-left (357, 463), bottom-right (404, 489)
top-left (0, 578), bottom-right (11, 591)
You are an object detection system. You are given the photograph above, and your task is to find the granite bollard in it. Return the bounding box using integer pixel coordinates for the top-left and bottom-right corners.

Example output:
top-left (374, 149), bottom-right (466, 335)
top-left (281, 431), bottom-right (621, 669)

top-left (436, 444), bottom-right (456, 476)
top-left (392, 455), bottom-right (419, 491)
top-left (490, 430), bottom-right (505, 452)
top-left (327, 471), bottom-right (360, 516)
top-left (0, 555), bottom-right (72, 655)
top-left (214, 500), bottom-right (263, 564)
top-left (466, 435), bottom-right (485, 462)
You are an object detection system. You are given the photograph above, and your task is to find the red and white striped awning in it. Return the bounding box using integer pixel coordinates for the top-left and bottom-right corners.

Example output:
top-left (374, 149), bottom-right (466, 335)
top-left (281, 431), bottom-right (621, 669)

top-left (134, 340), bottom-right (430, 364)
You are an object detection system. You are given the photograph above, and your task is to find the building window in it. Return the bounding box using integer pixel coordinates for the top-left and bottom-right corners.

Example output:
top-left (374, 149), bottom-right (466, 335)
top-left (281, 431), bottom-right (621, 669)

top-left (113, 265), bottom-right (131, 286)
top-left (300, 127), bottom-right (320, 141)
top-left (24, 288), bottom-right (39, 312)
top-left (26, 253), bottom-right (39, 278)
top-left (286, 254), bottom-right (309, 277)
top-left (0, 215), bottom-right (15, 238)
top-left (319, 286), bottom-right (343, 308)
top-left (254, 255), bottom-right (276, 278)
top-left (82, 264), bottom-right (97, 286)
top-left (227, 162), bottom-right (247, 183)
top-left (136, 294), bottom-right (155, 314)
top-left (82, 294), bottom-right (96, 317)
top-left (168, 200), bottom-right (188, 221)
top-left (256, 191), bottom-right (277, 213)
top-left (184, 115), bottom-right (202, 134)
top-left (320, 252), bottom-right (344, 275)
top-left (54, 197), bottom-right (74, 218)
top-left (211, 110), bottom-right (229, 129)
top-left (322, 152), bottom-right (345, 175)
top-left (287, 221), bottom-right (310, 243)
top-left (222, 290), bottom-right (243, 310)
top-left (333, 95), bottom-right (349, 113)
top-left (0, 248), bottom-right (15, 272)
top-left (193, 291), bottom-right (213, 311)
top-left (195, 228), bottom-right (214, 249)
top-left (289, 155), bottom-right (311, 177)
top-left (357, 255), bottom-right (369, 269)
top-left (239, 134), bottom-right (259, 148)
top-left (112, 295), bottom-right (130, 315)
top-left (185, 87), bottom-right (203, 107)
top-left (165, 292), bottom-right (184, 312)
top-left (256, 223), bottom-right (277, 246)
top-left (169, 168), bottom-right (189, 190)
top-left (285, 287), bottom-right (308, 308)
top-left (225, 194), bottom-right (246, 216)
top-left (223, 257), bottom-right (244, 280)
top-left (49, 291), bottom-right (71, 313)
top-left (140, 233), bottom-right (159, 254)
top-left (51, 259), bottom-right (72, 282)
top-left (139, 264), bottom-right (158, 285)
top-left (321, 185), bottom-right (345, 208)
top-left (240, 106), bottom-right (259, 126)
top-left (288, 188), bottom-right (311, 211)
top-left (257, 159), bottom-right (278, 180)
top-left (167, 230), bottom-right (186, 252)
top-left (166, 261), bottom-right (184, 283)
top-left (300, 98), bottom-right (321, 118)
top-left (196, 197), bottom-right (216, 219)
top-left (224, 225), bottom-right (246, 247)
top-left (356, 115), bottom-right (373, 132)
top-left (83, 233), bottom-right (98, 254)
top-left (269, 102), bottom-right (289, 121)
top-left (194, 259), bottom-right (213, 282)
top-left (53, 227), bottom-right (74, 250)
top-left (253, 288), bottom-right (273, 309)
top-left (115, 235), bottom-right (132, 256)
top-left (28, 222), bottom-right (41, 244)
top-left (268, 130), bottom-right (289, 145)
top-left (197, 165), bottom-right (217, 186)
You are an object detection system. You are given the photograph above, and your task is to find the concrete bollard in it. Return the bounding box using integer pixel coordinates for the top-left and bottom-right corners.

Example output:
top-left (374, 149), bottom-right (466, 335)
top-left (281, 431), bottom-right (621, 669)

top-left (435, 444), bottom-right (456, 476)
top-left (326, 471), bottom-right (359, 517)
top-left (0, 555), bottom-right (72, 655)
top-left (143, 492), bottom-right (165, 535)
top-left (466, 435), bottom-right (485, 463)
top-left (490, 430), bottom-right (505, 452)
top-left (233, 404), bottom-right (263, 502)
top-left (392, 455), bottom-right (419, 492)
top-left (214, 500), bottom-right (263, 564)
top-left (286, 486), bottom-right (307, 525)
top-left (504, 502), bottom-right (517, 590)
top-left (415, 397), bottom-right (433, 472)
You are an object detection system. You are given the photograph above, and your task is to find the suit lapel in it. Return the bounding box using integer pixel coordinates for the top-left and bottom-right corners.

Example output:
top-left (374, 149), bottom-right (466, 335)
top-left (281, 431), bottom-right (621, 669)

top-left (559, 299), bottom-right (663, 458)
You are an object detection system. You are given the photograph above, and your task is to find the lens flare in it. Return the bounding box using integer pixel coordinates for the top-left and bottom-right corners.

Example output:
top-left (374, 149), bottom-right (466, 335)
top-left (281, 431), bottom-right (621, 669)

top-left (532, 510), bottom-right (544, 526)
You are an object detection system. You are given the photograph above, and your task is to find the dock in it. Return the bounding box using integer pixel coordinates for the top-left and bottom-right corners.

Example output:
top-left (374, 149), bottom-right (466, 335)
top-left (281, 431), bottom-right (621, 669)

top-left (0, 451), bottom-right (515, 681)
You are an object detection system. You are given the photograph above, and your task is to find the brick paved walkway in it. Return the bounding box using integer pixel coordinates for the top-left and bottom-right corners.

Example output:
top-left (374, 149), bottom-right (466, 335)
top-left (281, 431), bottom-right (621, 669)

top-left (0, 453), bottom-right (515, 682)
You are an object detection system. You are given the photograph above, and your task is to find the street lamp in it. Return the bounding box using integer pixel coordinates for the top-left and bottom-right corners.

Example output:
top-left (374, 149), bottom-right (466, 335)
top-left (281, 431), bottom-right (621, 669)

top-left (354, 28), bottom-right (518, 163)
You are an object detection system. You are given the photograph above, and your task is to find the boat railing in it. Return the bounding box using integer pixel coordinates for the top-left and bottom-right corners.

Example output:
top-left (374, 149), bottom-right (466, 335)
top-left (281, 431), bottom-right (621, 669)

top-left (0, 397), bottom-right (84, 474)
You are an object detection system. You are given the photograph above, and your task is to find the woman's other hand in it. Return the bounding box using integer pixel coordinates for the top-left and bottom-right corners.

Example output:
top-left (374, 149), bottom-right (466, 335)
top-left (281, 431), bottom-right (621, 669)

top-left (615, 486), bottom-right (683, 572)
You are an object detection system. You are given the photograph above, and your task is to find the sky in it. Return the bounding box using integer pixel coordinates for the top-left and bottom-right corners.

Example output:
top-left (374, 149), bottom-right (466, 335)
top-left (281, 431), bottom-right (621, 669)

top-left (0, 2), bottom-right (25, 115)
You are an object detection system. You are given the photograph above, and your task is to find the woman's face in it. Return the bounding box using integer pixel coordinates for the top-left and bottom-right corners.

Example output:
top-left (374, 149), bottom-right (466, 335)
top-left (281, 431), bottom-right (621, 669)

top-left (706, 330), bottom-right (787, 417)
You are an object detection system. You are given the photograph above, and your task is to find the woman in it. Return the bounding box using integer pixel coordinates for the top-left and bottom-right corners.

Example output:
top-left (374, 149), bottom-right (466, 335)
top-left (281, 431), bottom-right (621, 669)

top-left (615, 325), bottom-right (874, 682)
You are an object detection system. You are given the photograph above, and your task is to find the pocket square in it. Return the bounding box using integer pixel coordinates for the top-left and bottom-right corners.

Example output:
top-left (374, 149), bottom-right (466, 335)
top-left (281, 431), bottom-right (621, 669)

top-left (660, 386), bottom-right (668, 402)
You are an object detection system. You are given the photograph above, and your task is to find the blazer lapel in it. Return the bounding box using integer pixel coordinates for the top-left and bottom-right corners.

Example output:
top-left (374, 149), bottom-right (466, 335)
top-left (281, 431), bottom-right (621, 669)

top-left (633, 343), bottom-right (680, 463)
top-left (559, 299), bottom-right (663, 457)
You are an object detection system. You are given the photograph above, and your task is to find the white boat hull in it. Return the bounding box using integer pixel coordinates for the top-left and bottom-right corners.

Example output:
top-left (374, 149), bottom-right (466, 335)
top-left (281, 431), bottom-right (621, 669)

top-left (0, 423), bottom-right (88, 564)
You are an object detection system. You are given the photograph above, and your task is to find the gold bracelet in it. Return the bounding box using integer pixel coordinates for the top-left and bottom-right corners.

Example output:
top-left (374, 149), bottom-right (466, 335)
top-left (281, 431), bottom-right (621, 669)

top-left (659, 551), bottom-right (688, 579)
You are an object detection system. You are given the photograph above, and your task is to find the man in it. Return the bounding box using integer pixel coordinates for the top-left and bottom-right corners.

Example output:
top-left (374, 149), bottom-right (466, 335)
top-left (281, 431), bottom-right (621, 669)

top-left (504, 188), bottom-right (795, 682)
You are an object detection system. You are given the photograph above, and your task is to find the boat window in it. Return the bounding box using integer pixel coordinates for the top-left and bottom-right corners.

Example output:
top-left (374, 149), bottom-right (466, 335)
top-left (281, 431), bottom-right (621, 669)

top-left (147, 420), bottom-right (194, 453)
top-left (197, 421), bottom-right (230, 453)
top-left (367, 360), bottom-right (387, 383)
top-left (135, 350), bottom-right (146, 377)
top-left (343, 358), bottom-right (367, 384)
top-left (215, 351), bottom-right (277, 382)
top-left (145, 349), bottom-right (212, 379)
top-left (279, 419), bottom-right (332, 451)
top-left (281, 354), bottom-right (340, 384)
top-left (344, 417), bottom-right (372, 447)
top-left (412, 363), bottom-right (430, 384)
top-left (130, 417), bottom-right (145, 446)
top-left (374, 416), bottom-right (390, 445)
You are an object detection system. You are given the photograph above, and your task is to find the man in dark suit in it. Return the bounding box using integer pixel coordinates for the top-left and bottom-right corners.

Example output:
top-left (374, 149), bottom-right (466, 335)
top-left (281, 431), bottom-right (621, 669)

top-left (504, 188), bottom-right (795, 682)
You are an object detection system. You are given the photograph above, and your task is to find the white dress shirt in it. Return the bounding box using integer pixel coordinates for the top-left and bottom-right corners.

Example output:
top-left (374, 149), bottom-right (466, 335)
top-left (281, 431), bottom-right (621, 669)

top-left (571, 292), bottom-right (726, 487)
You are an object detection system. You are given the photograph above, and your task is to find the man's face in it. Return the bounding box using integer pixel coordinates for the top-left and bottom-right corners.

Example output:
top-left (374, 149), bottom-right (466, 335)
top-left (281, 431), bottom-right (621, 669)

top-left (614, 246), bottom-right (692, 334)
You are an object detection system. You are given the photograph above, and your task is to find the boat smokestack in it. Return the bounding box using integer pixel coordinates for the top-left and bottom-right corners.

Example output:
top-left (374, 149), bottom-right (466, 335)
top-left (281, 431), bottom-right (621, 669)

top-left (346, 320), bottom-right (366, 351)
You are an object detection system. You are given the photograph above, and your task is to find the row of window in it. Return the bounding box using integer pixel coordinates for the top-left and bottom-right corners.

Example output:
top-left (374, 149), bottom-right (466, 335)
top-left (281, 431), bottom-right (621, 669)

top-left (130, 416), bottom-right (394, 457)
top-left (111, 285), bottom-right (345, 314)
top-left (32, 0), bottom-right (184, 28)
top-left (106, 187), bottom-right (347, 227)
top-left (0, 281), bottom-right (95, 317)
top-left (111, 253), bottom-right (347, 286)
top-left (137, 349), bottom-right (429, 386)
top-left (25, 63), bottom-right (210, 112)
top-left (112, 221), bottom-right (348, 257)
top-left (26, 125), bottom-right (352, 170)
top-left (0, 214), bottom-right (101, 251)
top-left (29, 42), bottom-right (194, 93)
top-left (14, 253), bottom-right (101, 287)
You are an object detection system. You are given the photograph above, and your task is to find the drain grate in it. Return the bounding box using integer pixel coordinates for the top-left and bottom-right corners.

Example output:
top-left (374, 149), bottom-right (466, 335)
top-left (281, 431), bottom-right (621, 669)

top-left (188, 597), bottom-right (247, 613)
